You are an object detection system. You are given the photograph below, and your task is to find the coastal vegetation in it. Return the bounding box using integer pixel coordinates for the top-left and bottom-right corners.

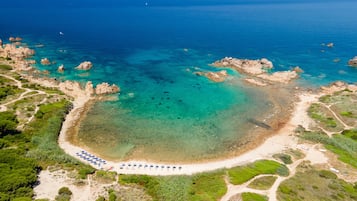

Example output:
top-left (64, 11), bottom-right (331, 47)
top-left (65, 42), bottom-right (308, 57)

top-left (228, 160), bottom-right (289, 185)
top-left (241, 192), bottom-right (268, 201)
top-left (119, 171), bottom-right (227, 201)
top-left (0, 65), bottom-right (93, 200)
top-left (248, 176), bottom-right (278, 190)
top-left (277, 165), bottom-right (357, 201)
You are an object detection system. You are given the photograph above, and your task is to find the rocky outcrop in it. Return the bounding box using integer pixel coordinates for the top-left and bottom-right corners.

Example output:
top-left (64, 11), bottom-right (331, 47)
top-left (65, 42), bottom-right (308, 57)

top-left (57, 65), bottom-right (65, 72)
top-left (213, 57), bottom-right (273, 75)
top-left (292, 66), bottom-right (304, 73)
top-left (244, 78), bottom-right (268, 86)
top-left (85, 81), bottom-right (95, 96)
top-left (1, 44), bottom-right (35, 59)
top-left (196, 70), bottom-right (228, 82)
top-left (320, 81), bottom-right (357, 94)
top-left (212, 57), bottom-right (300, 85)
top-left (41, 58), bottom-right (51, 65)
top-left (76, 61), bottom-right (93, 70)
top-left (9, 37), bottom-right (22, 43)
top-left (348, 56), bottom-right (357, 67)
top-left (95, 82), bottom-right (120, 95)
top-left (0, 39), bottom-right (2, 47)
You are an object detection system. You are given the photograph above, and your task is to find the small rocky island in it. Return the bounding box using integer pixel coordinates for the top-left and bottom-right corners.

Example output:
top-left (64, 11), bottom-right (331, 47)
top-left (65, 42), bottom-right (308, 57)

top-left (348, 56), bottom-right (357, 67)
top-left (210, 57), bottom-right (300, 86)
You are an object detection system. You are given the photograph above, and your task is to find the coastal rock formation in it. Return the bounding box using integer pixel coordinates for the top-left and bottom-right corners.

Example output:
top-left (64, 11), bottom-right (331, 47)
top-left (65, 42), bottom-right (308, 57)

top-left (212, 57), bottom-right (299, 84)
top-left (348, 56), bottom-right (357, 67)
top-left (292, 66), bottom-right (304, 73)
top-left (320, 81), bottom-right (357, 94)
top-left (196, 70), bottom-right (229, 82)
top-left (95, 82), bottom-right (120, 95)
top-left (76, 61), bottom-right (93, 70)
top-left (9, 36), bottom-right (22, 43)
top-left (85, 81), bottom-right (95, 96)
top-left (0, 44), bottom-right (35, 59)
top-left (57, 65), bottom-right (65, 72)
top-left (0, 39), bottom-right (2, 46)
top-left (41, 58), bottom-right (51, 65)
top-left (257, 71), bottom-right (298, 84)
top-left (244, 78), bottom-right (268, 86)
top-left (213, 57), bottom-right (273, 75)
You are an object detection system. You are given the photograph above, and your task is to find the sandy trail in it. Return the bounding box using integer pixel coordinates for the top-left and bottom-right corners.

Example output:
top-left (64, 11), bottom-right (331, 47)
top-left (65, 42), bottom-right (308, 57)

top-left (221, 144), bottom-right (329, 201)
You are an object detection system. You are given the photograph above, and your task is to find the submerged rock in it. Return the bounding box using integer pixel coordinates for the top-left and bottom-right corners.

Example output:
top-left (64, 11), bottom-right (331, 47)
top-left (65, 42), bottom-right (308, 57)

top-left (348, 56), bottom-right (357, 67)
top-left (76, 61), bottom-right (93, 70)
top-left (203, 70), bottom-right (229, 82)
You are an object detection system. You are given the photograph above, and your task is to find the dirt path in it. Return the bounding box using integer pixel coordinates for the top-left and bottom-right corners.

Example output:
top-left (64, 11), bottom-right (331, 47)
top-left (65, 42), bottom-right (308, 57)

top-left (221, 144), bottom-right (328, 201)
top-left (0, 73), bottom-right (51, 127)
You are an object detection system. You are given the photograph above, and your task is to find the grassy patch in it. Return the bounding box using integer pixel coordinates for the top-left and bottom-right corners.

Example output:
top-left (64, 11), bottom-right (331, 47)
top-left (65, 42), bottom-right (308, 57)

top-left (241, 192), bottom-right (268, 201)
top-left (228, 160), bottom-right (288, 185)
top-left (342, 129), bottom-right (357, 141)
top-left (0, 64), bottom-right (12, 71)
top-left (189, 171), bottom-right (226, 201)
top-left (248, 176), bottom-right (277, 190)
top-left (278, 168), bottom-right (357, 201)
top-left (308, 103), bottom-right (338, 128)
top-left (119, 171), bottom-right (226, 201)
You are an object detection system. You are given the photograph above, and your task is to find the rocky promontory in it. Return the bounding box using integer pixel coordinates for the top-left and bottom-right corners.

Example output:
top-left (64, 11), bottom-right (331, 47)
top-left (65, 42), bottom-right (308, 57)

top-left (348, 56), bottom-right (357, 67)
top-left (76, 61), bottom-right (93, 70)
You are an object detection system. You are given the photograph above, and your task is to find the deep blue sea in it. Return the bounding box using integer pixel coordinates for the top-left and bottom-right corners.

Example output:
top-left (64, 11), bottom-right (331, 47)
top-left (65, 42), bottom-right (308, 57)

top-left (1, 0), bottom-right (356, 162)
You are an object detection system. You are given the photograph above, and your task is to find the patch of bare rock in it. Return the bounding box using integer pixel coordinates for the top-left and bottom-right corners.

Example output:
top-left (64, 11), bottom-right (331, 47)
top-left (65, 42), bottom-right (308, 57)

top-left (348, 56), bottom-right (357, 67)
top-left (76, 61), bottom-right (93, 70)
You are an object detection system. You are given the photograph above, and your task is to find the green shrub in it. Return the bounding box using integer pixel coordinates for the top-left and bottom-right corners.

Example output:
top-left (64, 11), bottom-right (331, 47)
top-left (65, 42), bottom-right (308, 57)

top-left (273, 153), bottom-right (293, 164)
top-left (318, 170), bottom-right (338, 179)
top-left (96, 196), bottom-right (106, 201)
top-left (55, 187), bottom-right (72, 201)
top-left (0, 111), bottom-right (19, 136)
top-left (108, 192), bottom-right (116, 201)
top-left (0, 64), bottom-right (12, 70)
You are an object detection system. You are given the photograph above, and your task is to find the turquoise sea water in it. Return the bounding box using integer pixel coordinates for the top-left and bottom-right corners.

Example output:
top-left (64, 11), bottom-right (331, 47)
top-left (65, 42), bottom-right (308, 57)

top-left (1, 1), bottom-right (356, 161)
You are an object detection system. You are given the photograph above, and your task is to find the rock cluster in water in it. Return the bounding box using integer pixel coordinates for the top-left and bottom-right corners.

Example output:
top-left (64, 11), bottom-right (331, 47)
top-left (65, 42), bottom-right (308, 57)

top-left (76, 61), bottom-right (93, 70)
top-left (41, 58), bottom-right (51, 65)
top-left (9, 36), bottom-right (23, 43)
top-left (0, 37), bottom-right (120, 98)
top-left (348, 56), bottom-right (357, 67)
top-left (211, 57), bottom-right (300, 86)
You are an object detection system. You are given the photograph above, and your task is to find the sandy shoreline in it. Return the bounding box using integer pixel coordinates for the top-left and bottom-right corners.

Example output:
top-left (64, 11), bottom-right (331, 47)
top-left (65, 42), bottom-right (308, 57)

top-left (57, 87), bottom-right (318, 175)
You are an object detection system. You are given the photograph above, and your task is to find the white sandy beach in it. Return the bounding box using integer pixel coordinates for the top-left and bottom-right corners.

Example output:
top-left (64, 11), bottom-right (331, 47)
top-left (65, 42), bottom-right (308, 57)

top-left (57, 92), bottom-right (319, 176)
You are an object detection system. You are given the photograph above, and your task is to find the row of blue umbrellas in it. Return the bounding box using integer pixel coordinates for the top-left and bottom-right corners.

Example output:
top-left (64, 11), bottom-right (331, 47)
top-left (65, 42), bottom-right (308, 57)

top-left (119, 163), bottom-right (182, 170)
top-left (76, 150), bottom-right (107, 166)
